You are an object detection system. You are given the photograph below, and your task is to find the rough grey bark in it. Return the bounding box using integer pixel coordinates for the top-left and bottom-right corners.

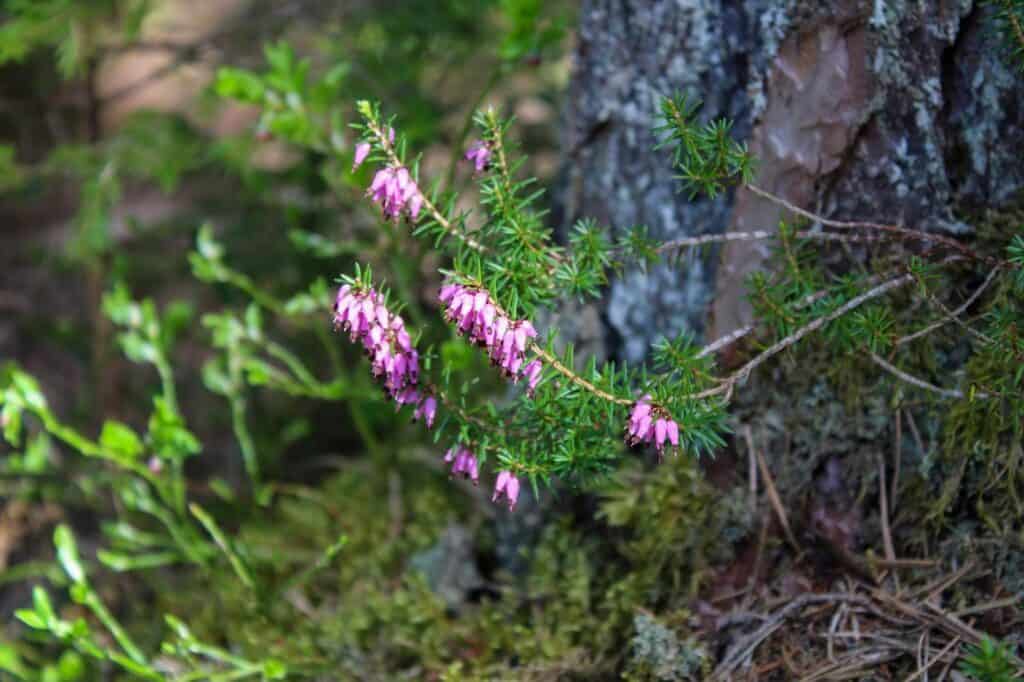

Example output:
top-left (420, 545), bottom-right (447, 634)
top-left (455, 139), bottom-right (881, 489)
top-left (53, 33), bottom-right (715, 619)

top-left (561, 0), bottom-right (1024, 360)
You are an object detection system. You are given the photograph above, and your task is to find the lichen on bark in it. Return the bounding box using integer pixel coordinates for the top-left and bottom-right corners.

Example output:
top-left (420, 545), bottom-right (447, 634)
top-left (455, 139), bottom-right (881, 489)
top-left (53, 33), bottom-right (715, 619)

top-left (564, 0), bottom-right (1024, 351)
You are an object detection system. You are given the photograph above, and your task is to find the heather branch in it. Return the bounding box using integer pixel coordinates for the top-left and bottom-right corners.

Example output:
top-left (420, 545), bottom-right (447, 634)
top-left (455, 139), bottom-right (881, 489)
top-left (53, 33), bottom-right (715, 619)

top-left (697, 324), bottom-right (755, 358)
top-left (696, 270), bottom-right (893, 358)
top-left (693, 272), bottom-right (917, 400)
top-left (528, 343), bottom-right (633, 406)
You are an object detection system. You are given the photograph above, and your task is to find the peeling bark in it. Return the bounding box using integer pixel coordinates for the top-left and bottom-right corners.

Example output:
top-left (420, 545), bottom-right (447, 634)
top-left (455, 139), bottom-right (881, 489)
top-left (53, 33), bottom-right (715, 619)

top-left (563, 0), bottom-right (1024, 358)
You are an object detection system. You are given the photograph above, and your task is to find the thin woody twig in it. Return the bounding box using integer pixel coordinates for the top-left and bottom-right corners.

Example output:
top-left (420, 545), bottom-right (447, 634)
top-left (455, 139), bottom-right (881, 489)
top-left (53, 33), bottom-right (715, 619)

top-left (693, 272), bottom-right (918, 400)
top-left (952, 595), bottom-right (1021, 619)
top-left (696, 270), bottom-right (894, 359)
top-left (905, 636), bottom-right (961, 682)
top-left (744, 425), bottom-right (757, 497)
top-left (878, 453), bottom-right (897, 579)
top-left (747, 429), bottom-right (801, 554)
top-left (653, 229), bottom-right (887, 253)
top-left (746, 184), bottom-right (1002, 267)
top-left (897, 267), bottom-right (999, 346)
top-left (892, 411), bottom-right (902, 517)
top-left (869, 352), bottom-right (982, 400)
top-left (698, 324), bottom-right (755, 358)
top-left (711, 593), bottom-right (878, 679)
top-left (529, 343), bottom-right (632, 406)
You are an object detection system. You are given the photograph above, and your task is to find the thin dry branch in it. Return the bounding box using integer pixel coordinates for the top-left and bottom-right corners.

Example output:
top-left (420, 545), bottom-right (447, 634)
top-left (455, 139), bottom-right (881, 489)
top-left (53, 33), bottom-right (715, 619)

top-left (869, 352), bottom-right (982, 400)
top-left (878, 453), bottom-right (897, 575)
top-left (654, 229), bottom-right (887, 253)
top-left (711, 593), bottom-right (878, 680)
top-left (896, 267), bottom-right (999, 346)
top-left (692, 272), bottom-right (918, 400)
top-left (746, 428), bottom-right (800, 554)
top-left (746, 184), bottom-right (1001, 267)
top-left (697, 324), bottom-right (756, 358)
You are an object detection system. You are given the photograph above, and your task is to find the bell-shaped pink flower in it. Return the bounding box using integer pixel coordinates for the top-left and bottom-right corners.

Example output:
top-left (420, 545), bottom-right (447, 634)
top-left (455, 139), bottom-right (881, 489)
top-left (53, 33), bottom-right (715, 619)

top-left (464, 140), bottom-right (491, 173)
top-left (332, 283), bottom-right (424, 416)
top-left (444, 446), bottom-right (479, 484)
top-left (414, 395), bottom-right (437, 428)
top-left (366, 164), bottom-right (424, 223)
top-left (523, 359), bottom-right (543, 395)
top-left (353, 142), bottom-right (371, 171)
top-left (492, 470), bottom-right (520, 511)
top-left (666, 420), bottom-right (680, 447)
top-left (438, 281), bottom-right (542, 391)
top-left (625, 396), bottom-right (681, 456)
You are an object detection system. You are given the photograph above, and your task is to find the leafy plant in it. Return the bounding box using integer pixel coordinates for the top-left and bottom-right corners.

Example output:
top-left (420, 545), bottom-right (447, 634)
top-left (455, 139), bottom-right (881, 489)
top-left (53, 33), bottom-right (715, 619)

top-left (959, 637), bottom-right (1019, 682)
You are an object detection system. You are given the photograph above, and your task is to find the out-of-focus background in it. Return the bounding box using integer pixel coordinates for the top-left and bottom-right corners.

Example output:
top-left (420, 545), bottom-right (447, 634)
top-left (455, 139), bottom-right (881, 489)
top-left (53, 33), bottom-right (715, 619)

top-left (2, 0), bottom-right (1024, 679)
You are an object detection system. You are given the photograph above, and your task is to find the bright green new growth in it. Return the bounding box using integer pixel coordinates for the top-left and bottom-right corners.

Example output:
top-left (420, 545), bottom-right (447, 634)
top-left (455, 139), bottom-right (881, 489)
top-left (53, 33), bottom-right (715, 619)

top-left (960, 636), bottom-right (1019, 682)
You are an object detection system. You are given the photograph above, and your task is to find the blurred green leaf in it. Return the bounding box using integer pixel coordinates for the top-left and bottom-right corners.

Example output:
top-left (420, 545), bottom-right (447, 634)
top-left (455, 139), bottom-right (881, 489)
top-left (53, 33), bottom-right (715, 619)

top-left (54, 525), bottom-right (86, 584)
top-left (99, 421), bottom-right (144, 461)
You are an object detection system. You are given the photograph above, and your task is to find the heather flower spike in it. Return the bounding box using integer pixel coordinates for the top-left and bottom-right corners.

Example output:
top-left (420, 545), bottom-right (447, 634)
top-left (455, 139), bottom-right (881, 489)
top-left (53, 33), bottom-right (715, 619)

top-left (464, 140), bottom-right (491, 173)
top-left (626, 396), bottom-right (680, 456)
top-left (333, 282), bottom-right (435, 424)
top-left (492, 470), bottom-right (520, 510)
top-left (440, 280), bottom-right (541, 389)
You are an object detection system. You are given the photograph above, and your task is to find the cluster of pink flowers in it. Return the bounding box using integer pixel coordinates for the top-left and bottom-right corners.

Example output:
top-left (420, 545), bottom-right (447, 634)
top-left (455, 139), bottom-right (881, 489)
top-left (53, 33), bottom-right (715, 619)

top-left (439, 282), bottom-right (543, 393)
top-left (333, 284), bottom-right (436, 427)
top-left (492, 470), bottom-right (521, 511)
top-left (626, 396), bottom-right (679, 455)
top-left (444, 445), bottom-right (479, 484)
top-left (366, 166), bottom-right (423, 222)
top-left (351, 130), bottom-right (422, 223)
top-left (442, 445), bottom-right (522, 512)
top-left (464, 140), bottom-right (492, 173)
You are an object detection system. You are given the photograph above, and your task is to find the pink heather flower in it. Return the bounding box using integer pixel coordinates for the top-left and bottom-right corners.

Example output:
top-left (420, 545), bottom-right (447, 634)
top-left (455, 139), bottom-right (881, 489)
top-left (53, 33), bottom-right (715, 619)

top-left (464, 140), bottom-right (491, 173)
top-left (352, 142), bottom-right (371, 171)
top-left (444, 446), bottom-right (479, 484)
top-left (334, 282), bottom-right (442, 428)
top-left (413, 395), bottom-right (437, 428)
top-left (523, 359), bottom-right (542, 395)
top-left (666, 420), bottom-right (679, 447)
top-left (626, 397), bottom-right (680, 456)
top-left (366, 165), bottom-right (423, 223)
top-left (492, 470), bottom-right (520, 511)
top-left (439, 281), bottom-right (541, 389)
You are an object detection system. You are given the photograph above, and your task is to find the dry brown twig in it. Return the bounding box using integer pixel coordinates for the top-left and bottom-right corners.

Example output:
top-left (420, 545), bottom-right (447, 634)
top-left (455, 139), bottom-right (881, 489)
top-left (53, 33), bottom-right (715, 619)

top-left (746, 184), bottom-right (1004, 268)
top-left (745, 427), bottom-right (800, 554)
top-left (869, 352), bottom-right (979, 400)
top-left (896, 267), bottom-right (1000, 346)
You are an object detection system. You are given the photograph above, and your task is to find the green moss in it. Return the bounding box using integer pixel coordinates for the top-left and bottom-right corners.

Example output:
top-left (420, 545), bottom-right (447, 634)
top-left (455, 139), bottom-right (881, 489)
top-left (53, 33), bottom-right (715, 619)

top-left (116, 449), bottom-right (749, 678)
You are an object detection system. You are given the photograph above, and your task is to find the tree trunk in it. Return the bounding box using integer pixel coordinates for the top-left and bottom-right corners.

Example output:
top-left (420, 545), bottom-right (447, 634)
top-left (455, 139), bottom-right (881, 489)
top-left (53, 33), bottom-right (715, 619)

top-left (562, 0), bottom-right (1024, 360)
